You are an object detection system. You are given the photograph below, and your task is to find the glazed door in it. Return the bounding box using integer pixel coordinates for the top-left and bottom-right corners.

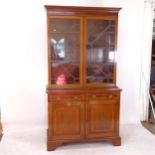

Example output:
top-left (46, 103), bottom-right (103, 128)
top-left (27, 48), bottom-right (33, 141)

top-left (48, 17), bottom-right (83, 88)
top-left (84, 17), bottom-right (117, 87)
top-left (48, 98), bottom-right (85, 140)
top-left (86, 97), bottom-right (116, 138)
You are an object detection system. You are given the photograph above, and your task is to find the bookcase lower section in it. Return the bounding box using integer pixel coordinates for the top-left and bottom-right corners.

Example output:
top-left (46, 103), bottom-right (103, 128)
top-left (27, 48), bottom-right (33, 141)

top-left (47, 88), bottom-right (121, 151)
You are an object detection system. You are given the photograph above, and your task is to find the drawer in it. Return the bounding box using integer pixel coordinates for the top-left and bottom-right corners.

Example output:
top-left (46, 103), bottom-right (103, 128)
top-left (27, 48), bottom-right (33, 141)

top-left (87, 92), bottom-right (119, 100)
top-left (48, 94), bottom-right (84, 102)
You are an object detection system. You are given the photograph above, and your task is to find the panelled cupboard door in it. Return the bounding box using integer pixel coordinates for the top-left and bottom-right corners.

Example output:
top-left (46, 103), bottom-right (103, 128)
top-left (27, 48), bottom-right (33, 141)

top-left (48, 100), bottom-right (85, 140)
top-left (86, 99), bottom-right (117, 138)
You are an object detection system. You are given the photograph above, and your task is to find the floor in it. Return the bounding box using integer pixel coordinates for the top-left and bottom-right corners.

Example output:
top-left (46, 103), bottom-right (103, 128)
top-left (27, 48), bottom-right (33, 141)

top-left (0, 124), bottom-right (155, 155)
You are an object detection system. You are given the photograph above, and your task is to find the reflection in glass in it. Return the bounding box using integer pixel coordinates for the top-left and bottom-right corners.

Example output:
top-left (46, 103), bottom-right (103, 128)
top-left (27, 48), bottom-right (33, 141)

top-left (109, 51), bottom-right (114, 61)
top-left (51, 38), bottom-right (65, 59)
top-left (50, 19), bottom-right (80, 85)
top-left (86, 20), bottom-right (115, 83)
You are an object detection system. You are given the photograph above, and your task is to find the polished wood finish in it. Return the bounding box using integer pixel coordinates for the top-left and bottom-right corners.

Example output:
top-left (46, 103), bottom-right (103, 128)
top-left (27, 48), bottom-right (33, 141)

top-left (45, 6), bottom-right (121, 151)
top-left (48, 96), bottom-right (85, 140)
top-left (45, 5), bottom-right (121, 16)
top-left (86, 98), bottom-right (116, 138)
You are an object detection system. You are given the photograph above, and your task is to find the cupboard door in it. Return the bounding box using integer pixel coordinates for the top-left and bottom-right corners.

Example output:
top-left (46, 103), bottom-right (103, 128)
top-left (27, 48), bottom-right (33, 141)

top-left (48, 17), bottom-right (83, 88)
top-left (85, 18), bottom-right (117, 86)
top-left (48, 99), bottom-right (85, 140)
top-left (86, 98), bottom-right (116, 138)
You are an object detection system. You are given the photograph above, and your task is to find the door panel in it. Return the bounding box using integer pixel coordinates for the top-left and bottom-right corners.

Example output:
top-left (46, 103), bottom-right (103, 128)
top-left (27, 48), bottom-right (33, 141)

top-left (49, 99), bottom-right (85, 140)
top-left (86, 99), bottom-right (116, 138)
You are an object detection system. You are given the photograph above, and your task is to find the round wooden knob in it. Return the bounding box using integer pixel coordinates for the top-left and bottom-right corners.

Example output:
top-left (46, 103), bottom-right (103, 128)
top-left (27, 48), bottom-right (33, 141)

top-left (74, 96), bottom-right (78, 99)
top-left (109, 95), bottom-right (113, 98)
top-left (92, 95), bottom-right (96, 98)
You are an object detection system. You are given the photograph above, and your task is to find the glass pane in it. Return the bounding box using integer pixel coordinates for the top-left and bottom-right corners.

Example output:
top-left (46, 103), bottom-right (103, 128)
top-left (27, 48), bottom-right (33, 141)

top-left (50, 19), bottom-right (80, 85)
top-left (86, 19), bottom-right (115, 84)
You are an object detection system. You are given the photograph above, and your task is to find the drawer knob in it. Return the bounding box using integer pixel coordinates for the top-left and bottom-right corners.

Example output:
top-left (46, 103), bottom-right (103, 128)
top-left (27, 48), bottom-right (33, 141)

top-left (74, 96), bottom-right (78, 99)
top-left (92, 95), bottom-right (97, 99)
top-left (75, 103), bottom-right (80, 106)
top-left (109, 95), bottom-right (113, 98)
top-left (57, 97), bottom-right (60, 100)
top-left (67, 103), bottom-right (71, 106)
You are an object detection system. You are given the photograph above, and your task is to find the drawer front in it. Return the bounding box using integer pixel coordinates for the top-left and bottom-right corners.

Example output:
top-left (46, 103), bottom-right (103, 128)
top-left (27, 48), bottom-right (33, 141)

top-left (48, 94), bottom-right (84, 102)
top-left (87, 92), bottom-right (119, 100)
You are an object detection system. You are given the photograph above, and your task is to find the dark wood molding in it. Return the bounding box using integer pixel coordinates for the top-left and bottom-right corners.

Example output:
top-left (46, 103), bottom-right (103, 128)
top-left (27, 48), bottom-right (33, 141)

top-left (47, 132), bottom-right (121, 151)
top-left (44, 5), bottom-right (121, 16)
